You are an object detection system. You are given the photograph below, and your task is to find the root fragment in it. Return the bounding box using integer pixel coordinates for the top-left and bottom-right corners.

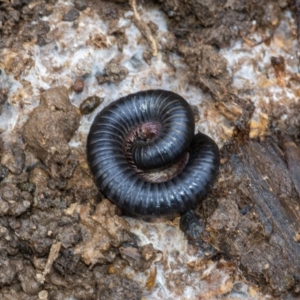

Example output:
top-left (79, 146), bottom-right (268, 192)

top-left (129, 0), bottom-right (158, 57)
top-left (37, 241), bottom-right (61, 283)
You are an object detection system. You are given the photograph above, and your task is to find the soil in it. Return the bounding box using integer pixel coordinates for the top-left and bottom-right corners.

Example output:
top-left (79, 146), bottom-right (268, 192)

top-left (0, 0), bottom-right (300, 299)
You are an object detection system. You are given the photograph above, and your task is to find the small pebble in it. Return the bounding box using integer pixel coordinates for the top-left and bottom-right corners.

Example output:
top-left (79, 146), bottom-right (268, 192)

top-left (74, 0), bottom-right (87, 11)
top-left (39, 5), bottom-right (53, 17)
top-left (38, 289), bottom-right (48, 299)
top-left (80, 96), bottom-right (103, 115)
top-left (73, 77), bottom-right (84, 93)
top-left (0, 164), bottom-right (8, 182)
top-left (62, 9), bottom-right (80, 22)
top-left (17, 182), bottom-right (36, 193)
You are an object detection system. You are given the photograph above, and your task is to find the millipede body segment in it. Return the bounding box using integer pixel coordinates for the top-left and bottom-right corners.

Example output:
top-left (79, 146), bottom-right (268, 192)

top-left (87, 90), bottom-right (220, 218)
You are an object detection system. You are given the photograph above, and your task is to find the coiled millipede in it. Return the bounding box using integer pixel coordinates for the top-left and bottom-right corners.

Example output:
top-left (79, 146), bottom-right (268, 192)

top-left (87, 90), bottom-right (220, 218)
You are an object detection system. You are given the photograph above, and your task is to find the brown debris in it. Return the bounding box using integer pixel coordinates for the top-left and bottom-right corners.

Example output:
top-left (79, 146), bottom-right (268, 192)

top-left (146, 265), bottom-right (157, 290)
top-left (87, 33), bottom-right (110, 49)
top-left (203, 137), bottom-right (300, 295)
top-left (129, 0), bottom-right (158, 56)
top-left (23, 87), bottom-right (80, 167)
top-left (18, 262), bottom-right (43, 295)
top-left (0, 182), bottom-right (32, 217)
top-left (0, 1), bottom-right (52, 49)
top-left (80, 95), bottom-right (103, 115)
top-left (96, 61), bottom-right (128, 84)
top-left (108, 20), bottom-right (129, 51)
top-left (66, 162), bottom-right (99, 204)
top-left (37, 241), bottom-right (61, 283)
top-left (249, 112), bottom-right (269, 140)
top-left (216, 101), bottom-right (243, 122)
top-left (179, 44), bottom-right (232, 101)
top-left (119, 243), bottom-right (157, 271)
top-left (29, 166), bottom-right (52, 198)
top-left (73, 200), bottom-right (131, 267)
top-left (95, 273), bottom-right (143, 300)
top-left (158, 0), bottom-right (282, 49)
top-left (1, 145), bottom-right (25, 175)
top-left (271, 55), bottom-right (286, 87)
top-left (0, 52), bottom-right (33, 78)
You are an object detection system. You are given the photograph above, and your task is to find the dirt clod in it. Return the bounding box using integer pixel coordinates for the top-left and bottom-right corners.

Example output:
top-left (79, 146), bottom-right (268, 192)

top-left (23, 87), bottom-right (80, 167)
top-left (0, 257), bottom-right (17, 288)
top-left (0, 182), bottom-right (32, 217)
top-left (18, 263), bottom-right (43, 295)
top-left (74, 200), bottom-right (131, 266)
top-left (179, 44), bottom-right (232, 101)
top-left (96, 61), bottom-right (129, 84)
top-left (80, 95), bottom-right (103, 115)
top-left (1, 145), bottom-right (25, 175)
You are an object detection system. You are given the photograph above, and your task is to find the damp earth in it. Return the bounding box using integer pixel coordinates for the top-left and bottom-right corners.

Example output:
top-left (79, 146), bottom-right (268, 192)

top-left (1, 0), bottom-right (300, 299)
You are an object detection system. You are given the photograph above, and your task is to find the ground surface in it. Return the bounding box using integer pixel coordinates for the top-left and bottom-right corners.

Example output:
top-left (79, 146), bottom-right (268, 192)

top-left (0, 0), bottom-right (300, 299)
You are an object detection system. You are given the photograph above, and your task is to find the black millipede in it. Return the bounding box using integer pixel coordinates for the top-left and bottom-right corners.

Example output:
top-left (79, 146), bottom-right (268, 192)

top-left (87, 89), bottom-right (220, 218)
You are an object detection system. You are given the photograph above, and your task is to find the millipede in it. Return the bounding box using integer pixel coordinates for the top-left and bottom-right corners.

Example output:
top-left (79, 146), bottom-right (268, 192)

top-left (87, 89), bottom-right (220, 218)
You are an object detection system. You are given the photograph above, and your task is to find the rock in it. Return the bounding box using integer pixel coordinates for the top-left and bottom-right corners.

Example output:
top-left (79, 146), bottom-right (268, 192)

top-left (74, 0), bottom-right (87, 11)
top-left (73, 77), bottom-right (84, 93)
top-left (23, 87), bottom-right (80, 166)
top-left (62, 9), bottom-right (80, 22)
top-left (80, 95), bottom-right (103, 115)
top-left (1, 146), bottom-right (25, 175)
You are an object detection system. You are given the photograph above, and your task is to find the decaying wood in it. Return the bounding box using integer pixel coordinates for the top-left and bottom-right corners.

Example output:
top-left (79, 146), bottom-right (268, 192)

top-left (202, 136), bottom-right (300, 296)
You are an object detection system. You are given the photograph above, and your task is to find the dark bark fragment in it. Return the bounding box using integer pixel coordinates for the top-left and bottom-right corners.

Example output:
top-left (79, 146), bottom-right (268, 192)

top-left (203, 137), bottom-right (300, 295)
